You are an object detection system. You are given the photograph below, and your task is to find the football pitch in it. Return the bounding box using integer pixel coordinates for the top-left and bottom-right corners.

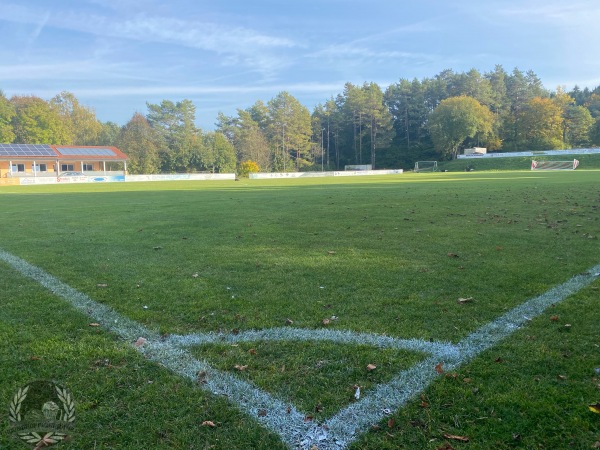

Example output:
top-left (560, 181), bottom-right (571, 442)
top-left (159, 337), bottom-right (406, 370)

top-left (1, 172), bottom-right (599, 449)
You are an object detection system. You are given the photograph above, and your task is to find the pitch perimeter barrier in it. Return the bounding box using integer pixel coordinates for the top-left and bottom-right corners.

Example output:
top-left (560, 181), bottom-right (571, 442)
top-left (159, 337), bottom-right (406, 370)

top-left (458, 148), bottom-right (600, 159)
top-left (250, 169), bottom-right (403, 179)
top-left (125, 173), bottom-right (235, 182)
top-left (1, 173), bottom-right (235, 186)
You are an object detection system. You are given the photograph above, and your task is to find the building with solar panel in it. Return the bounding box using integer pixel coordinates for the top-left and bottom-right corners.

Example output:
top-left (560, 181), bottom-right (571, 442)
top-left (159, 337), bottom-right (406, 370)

top-left (0, 144), bottom-right (128, 184)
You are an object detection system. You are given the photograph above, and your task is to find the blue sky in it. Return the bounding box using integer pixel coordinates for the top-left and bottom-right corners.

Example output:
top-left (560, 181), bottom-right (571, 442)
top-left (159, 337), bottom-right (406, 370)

top-left (1, 0), bottom-right (599, 130)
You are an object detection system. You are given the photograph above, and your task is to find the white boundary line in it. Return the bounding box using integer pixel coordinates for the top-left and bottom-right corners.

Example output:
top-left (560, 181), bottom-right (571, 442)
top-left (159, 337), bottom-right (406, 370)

top-left (1, 247), bottom-right (598, 449)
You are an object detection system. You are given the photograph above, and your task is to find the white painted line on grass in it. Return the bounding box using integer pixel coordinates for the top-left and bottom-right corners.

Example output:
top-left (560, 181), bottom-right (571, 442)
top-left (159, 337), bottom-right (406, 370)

top-left (167, 327), bottom-right (460, 360)
top-left (1, 247), bottom-right (598, 450)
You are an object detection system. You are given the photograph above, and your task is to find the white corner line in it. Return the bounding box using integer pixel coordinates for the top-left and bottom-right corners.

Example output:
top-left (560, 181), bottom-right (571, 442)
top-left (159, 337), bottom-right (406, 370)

top-left (1, 248), bottom-right (598, 450)
top-left (166, 327), bottom-right (460, 360)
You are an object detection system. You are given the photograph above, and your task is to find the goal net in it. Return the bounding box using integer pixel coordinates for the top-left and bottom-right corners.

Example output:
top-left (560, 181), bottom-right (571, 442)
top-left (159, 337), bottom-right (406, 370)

top-left (531, 159), bottom-right (579, 171)
top-left (414, 161), bottom-right (438, 172)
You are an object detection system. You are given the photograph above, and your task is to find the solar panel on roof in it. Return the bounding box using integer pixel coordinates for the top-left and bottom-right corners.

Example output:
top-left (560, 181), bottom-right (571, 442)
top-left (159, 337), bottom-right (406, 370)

top-left (56, 147), bottom-right (116, 157)
top-left (0, 143), bottom-right (55, 157)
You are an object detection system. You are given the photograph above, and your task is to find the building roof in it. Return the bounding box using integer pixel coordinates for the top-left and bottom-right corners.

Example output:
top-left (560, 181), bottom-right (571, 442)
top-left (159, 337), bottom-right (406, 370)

top-left (0, 144), bottom-right (128, 161)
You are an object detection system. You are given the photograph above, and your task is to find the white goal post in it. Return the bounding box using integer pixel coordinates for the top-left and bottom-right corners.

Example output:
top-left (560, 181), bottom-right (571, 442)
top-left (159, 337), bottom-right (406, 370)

top-left (414, 161), bottom-right (438, 172)
top-left (531, 159), bottom-right (579, 171)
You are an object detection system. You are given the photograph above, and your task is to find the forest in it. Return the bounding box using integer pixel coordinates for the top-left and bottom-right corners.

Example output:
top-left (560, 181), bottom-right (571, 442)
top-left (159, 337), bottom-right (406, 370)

top-left (1, 65), bottom-right (600, 174)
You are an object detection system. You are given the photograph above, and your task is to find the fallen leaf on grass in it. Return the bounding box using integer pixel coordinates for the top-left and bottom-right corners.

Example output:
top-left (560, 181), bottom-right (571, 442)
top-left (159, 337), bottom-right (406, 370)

top-left (248, 348), bottom-right (257, 355)
top-left (550, 315), bottom-right (560, 321)
top-left (201, 420), bottom-right (216, 427)
top-left (457, 297), bottom-right (473, 304)
top-left (327, 251), bottom-right (336, 255)
top-left (589, 402), bottom-right (600, 414)
top-left (234, 364), bottom-right (248, 371)
top-left (354, 385), bottom-right (361, 400)
top-left (153, 246), bottom-right (162, 250)
top-left (197, 371), bottom-right (207, 384)
top-left (366, 363), bottom-right (377, 371)
top-left (258, 409), bottom-right (267, 417)
top-left (435, 362), bottom-right (444, 374)
top-left (285, 318), bottom-right (294, 325)
top-left (387, 418), bottom-right (395, 428)
top-left (557, 374), bottom-right (567, 380)
top-left (134, 337), bottom-right (147, 347)
top-left (443, 433), bottom-right (469, 442)
top-left (447, 253), bottom-right (459, 258)
top-left (322, 318), bottom-right (331, 326)
top-left (192, 273), bottom-right (199, 278)
top-left (89, 323), bottom-right (100, 327)
top-left (436, 444), bottom-right (455, 450)
top-left (96, 283), bottom-right (108, 288)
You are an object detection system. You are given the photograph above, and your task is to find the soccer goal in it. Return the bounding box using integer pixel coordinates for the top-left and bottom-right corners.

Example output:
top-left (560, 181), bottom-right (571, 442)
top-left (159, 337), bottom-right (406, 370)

top-left (531, 159), bottom-right (579, 171)
top-left (414, 161), bottom-right (438, 172)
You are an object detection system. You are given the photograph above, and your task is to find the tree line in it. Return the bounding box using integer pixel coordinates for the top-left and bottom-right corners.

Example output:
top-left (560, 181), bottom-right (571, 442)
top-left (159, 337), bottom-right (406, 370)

top-left (2, 65), bottom-right (600, 174)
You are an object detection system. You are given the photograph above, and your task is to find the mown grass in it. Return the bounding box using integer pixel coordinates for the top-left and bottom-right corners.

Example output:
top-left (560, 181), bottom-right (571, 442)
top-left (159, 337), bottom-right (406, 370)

top-left (0, 171), bottom-right (599, 449)
top-left (440, 152), bottom-right (600, 172)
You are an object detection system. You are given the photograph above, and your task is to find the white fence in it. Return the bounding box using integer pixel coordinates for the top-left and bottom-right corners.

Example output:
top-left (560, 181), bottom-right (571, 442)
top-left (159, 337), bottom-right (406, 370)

top-left (126, 173), bottom-right (235, 182)
top-left (250, 169), bottom-right (403, 179)
top-left (458, 148), bottom-right (600, 159)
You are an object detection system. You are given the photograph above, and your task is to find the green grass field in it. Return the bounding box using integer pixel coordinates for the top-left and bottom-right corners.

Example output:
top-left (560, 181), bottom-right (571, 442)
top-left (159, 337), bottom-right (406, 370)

top-left (1, 171), bottom-right (599, 449)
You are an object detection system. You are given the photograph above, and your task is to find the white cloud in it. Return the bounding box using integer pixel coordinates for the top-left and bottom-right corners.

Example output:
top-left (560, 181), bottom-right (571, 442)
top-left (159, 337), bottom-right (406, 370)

top-left (53, 81), bottom-right (346, 98)
top-left (0, 2), bottom-right (298, 77)
top-left (496, 0), bottom-right (600, 25)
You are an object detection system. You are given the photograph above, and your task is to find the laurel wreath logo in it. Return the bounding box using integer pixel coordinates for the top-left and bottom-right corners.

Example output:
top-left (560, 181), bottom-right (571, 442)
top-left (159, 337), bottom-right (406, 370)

top-left (17, 431), bottom-right (68, 449)
top-left (9, 385), bottom-right (29, 423)
top-left (9, 382), bottom-right (75, 449)
top-left (55, 385), bottom-right (75, 424)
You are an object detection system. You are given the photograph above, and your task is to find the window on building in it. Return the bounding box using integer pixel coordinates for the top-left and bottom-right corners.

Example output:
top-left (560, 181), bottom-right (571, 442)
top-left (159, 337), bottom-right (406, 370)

top-left (11, 164), bottom-right (25, 172)
top-left (32, 164), bottom-right (47, 172)
top-left (82, 164), bottom-right (93, 171)
top-left (61, 164), bottom-right (74, 171)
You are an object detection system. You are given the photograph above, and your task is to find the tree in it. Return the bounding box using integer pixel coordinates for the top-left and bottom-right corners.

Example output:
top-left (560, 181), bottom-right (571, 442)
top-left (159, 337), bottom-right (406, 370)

top-left (117, 113), bottom-right (161, 174)
top-left (564, 105), bottom-right (594, 147)
top-left (0, 91), bottom-right (15, 143)
top-left (517, 97), bottom-right (563, 150)
top-left (267, 92), bottom-right (311, 171)
top-left (590, 118), bottom-right (600, 146)
top-left (502, 68), bottom-right (548, 150)
top-left (584, 93), bottom-right (600, 118)
top-left (216, 109), bottom-right (272, 171)
top-left (146, 99), bottom-right (199, 172)
top-left (50, 91), bottom-right (102, 145)
top-left (201, 132), bottom-right (236, 173)
top-left (10, 95), bottom-right (70, 144)
top-left (485, 65), bottom-right (509, 116)
top-left (456, 69), bottom-right (494, 107)
top-left (384, 78), bottom-right (435, 167)
top-left (97, 121), bottom-right (121, 146)
top-left (428, 96), bottom-right (495, 159)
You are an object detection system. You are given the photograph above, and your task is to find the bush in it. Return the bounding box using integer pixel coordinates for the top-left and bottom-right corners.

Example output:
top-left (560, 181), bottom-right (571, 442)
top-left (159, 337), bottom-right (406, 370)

top-left (238, 160), bottom-right (260, 178)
